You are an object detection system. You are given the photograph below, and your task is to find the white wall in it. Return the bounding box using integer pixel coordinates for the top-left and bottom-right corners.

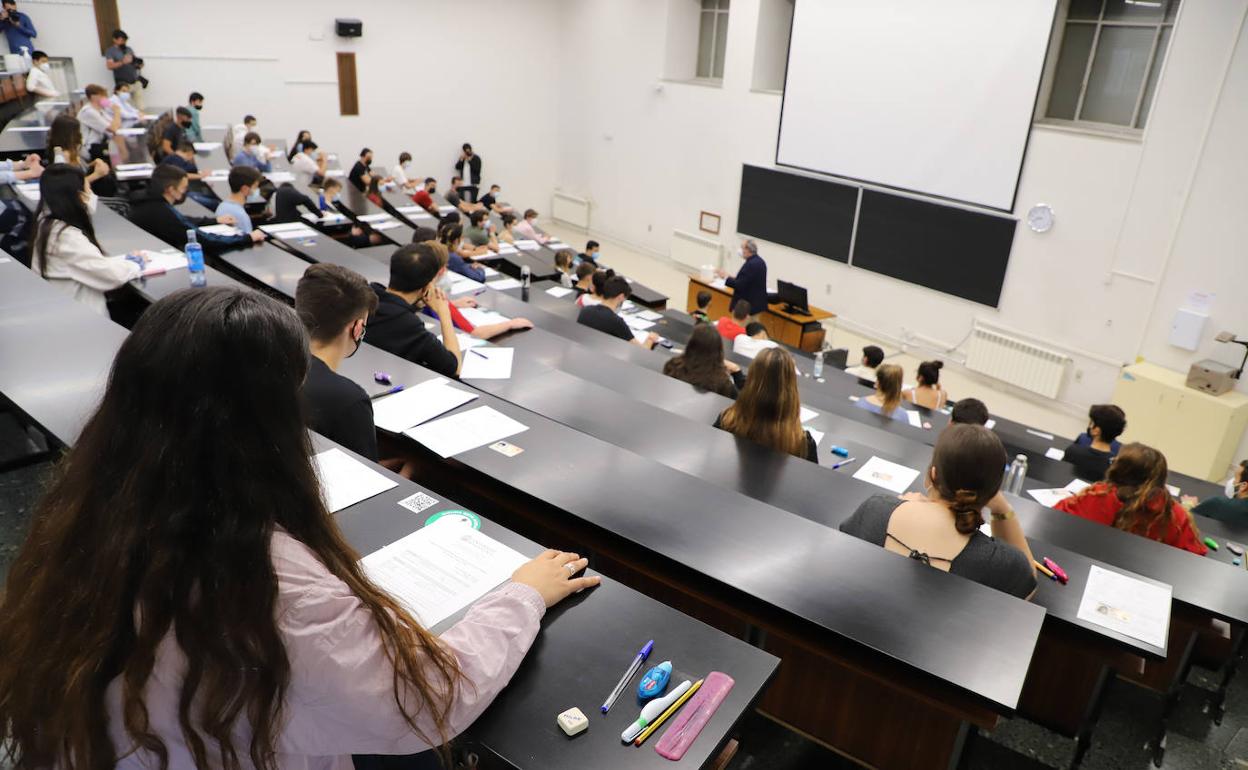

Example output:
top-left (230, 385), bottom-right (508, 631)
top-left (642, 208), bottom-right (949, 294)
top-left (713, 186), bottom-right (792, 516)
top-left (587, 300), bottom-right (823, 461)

top-left (28, 0), bottom-right (564, 213)
top-left (553, 0), bottom-right (1248, 466)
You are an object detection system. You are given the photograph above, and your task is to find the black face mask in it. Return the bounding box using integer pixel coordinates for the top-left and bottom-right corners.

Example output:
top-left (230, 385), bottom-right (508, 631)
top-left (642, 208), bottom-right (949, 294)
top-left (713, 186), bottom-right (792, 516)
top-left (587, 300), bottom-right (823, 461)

top-left (175, 190), bottom-right (188, 205)
top-left (347, 326), bottom-right (365, 358)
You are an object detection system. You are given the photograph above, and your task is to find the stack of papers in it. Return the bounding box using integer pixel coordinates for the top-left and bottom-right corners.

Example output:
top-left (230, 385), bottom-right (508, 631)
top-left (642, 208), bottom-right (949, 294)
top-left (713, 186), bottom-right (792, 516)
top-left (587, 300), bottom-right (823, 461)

top-left (200, 224), bottom-right (242, 236)
top-left (514, 240), bottom-right (540, 251)
top-left (482, 266), bottom-right (501, 278)
top-left (852, 457), bottom-right (921, 494)
top-left (404, 405), bottom-right (529, 458)
top-left (361, 520), bottom-right (528, 627)
top-left (192, 142), bottom-right (221, 152)
top-left (461, 348), bottom-right (515, 380)
top-left (312, 448), bottom-right (398, 513)
top-left (372, 378), bottom-right (479, 433)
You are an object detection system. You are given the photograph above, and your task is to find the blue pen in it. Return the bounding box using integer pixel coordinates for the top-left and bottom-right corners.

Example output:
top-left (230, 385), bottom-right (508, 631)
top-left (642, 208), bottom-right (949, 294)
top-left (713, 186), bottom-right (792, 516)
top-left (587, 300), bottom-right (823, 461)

top-left (369, 385), bottom-right (404, 400)
top-left (831, 457), bottom-right (857, 470)
top-left (469, 348), bottom-right (490, 359)
top-left (601, 640), bottom-right (654, 713)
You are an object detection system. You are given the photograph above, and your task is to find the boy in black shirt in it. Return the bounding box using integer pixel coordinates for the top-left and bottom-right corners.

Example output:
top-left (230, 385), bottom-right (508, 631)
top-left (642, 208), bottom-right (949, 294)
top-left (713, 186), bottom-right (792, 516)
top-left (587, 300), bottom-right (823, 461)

top-left (577, 274), bottom-right (658, 349)
top-left (295, 263), bottom-right (380, 461)
top-left (1062, 404), bottom-right (1126, 483)
top-left (365, 243), bottom-right (463, 377)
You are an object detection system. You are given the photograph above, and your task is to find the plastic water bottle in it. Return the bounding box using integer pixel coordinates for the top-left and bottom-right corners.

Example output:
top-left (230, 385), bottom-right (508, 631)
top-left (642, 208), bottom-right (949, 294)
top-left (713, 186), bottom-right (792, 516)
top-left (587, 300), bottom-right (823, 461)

top-left (1003, 454), bottom-right (1028, 495)
top-left (19, 46), bottom-right (31, 72)
top-left (52, 146), bottom-right (66, 165)
top-left (560, 270), bottom-right (573, 288)
top-left (813, 350), bottom-right (825, 379)
top-left (186, 229), bottom-right (206, 288)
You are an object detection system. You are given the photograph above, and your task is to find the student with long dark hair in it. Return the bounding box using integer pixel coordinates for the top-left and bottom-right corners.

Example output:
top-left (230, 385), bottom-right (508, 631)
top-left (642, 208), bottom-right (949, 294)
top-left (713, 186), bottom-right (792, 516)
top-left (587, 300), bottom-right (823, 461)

top-left (437, 222), bottom-right (486, 282)
top-left (663, 322), bottom-right (744, 398)
top-left (1055, 443), bottom-right (1206, 554)
top-left (288, 128), bottom-right (312, 162)
top-left (0, 287), bottom-right (599, 768)
top-left (840, 424), bottom-right (1037, 598)
top-left (46, 114), bottom-right (112, 193)
top-left (714, 347), bottom-right (817, 462)
top-left (904, 360), bottom-right (947, 410)
top-left (31, 164), bottom-right (142, 315)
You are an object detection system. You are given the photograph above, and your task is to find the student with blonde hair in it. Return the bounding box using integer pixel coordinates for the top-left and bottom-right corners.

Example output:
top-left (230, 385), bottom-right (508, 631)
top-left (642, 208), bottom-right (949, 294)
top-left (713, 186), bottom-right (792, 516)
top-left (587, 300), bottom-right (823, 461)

top-left (857, 363), bottom-right (914, 422)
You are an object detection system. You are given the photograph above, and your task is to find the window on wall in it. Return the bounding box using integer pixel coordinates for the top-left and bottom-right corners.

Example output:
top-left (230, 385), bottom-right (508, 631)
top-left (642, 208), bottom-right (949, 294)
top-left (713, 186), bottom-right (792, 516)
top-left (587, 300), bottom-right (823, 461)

top-left (696, 0), bottom-right (731, 81)
top-left (752, 0), bottom-right (794, 91)
top-left (1042, 0), bottom-right (1180, 131)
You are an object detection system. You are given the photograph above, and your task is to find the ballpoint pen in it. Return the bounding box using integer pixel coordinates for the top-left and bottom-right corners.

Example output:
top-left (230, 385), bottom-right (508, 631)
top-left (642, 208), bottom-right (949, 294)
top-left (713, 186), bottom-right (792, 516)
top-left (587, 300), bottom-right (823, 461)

top-left (601, 640), bottom-right (654, 713)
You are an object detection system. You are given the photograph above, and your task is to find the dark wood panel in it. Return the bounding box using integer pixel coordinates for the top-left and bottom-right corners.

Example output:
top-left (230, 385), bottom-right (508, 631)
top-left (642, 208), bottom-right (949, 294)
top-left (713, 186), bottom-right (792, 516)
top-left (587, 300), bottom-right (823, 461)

top-left (92, 0), bottom-right (121, 55)
top-left (336, 52), bottom-right (358, 116)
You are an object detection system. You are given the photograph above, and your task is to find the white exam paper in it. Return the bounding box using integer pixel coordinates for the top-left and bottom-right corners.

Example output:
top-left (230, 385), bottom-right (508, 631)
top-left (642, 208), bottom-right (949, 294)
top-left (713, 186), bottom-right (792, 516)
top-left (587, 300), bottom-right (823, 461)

top-left (460, 307), bottom-right (510, 327)
top-left (545, 286), bottom-right (574, 298)
top-left (489, 278), bottom-right (522, 291)
top-left (808, 428), bottom-right (825, 446)
top-left (625, 315), bottom-right (655, 331)
top-left (799, 406), bottom-right (818, 423)
top-left (200, 224), bottom-right (241, 236)
top-left (514, 240), bottom-right (540, 251)
top-left (403, 406), bottom-right (529, 458)
top-left (905, 410), bottom-right (923, 428)
top-left (193, 142), bottom-right (221, 151)
top-left (853, 456), bottom-right (921, 494)
top-left (985, 419), bottom-right (997, 429)
top-left (361, 522), bottom-right (528, 627)
top-left (1065, 478), bottom-right (1091, 494)
top-left (312, 448), bottom-right (398, 513)
top-left (461, 348), bottom-right (515, 380)
top-left (1076, 565), bottom-right (1171, 649)
top-left (1026, 428), bottom-right (1055, 440)
top-left (372, 378), bottom-right (477, 433)
top-left (1045, 447), bottom-right (1066, 461)
top-left (638, 310), bottom-right (663, 321)
top-left (1027, 488), bottom-right (1071, 509)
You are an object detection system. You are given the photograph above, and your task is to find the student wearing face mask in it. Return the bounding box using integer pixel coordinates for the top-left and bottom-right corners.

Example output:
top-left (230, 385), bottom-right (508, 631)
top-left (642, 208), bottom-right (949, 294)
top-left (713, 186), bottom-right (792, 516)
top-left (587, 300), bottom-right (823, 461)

top-left (454, 143), bottom-right (482, 202)
top-left (714, 239), bottom-right (767, 323)
top-left (365, 242), bottom-right (464, 377)
top-left (438, 223), bottom-right (486, 282)
top-left (391, 151), bottom-right (417, 192)
top-left (290, 139), bottom-right (327, 188)
top-left (158, 106), bottom-right (194, 159)
top-left (287, 129), bottom-right (312, 162)
top-left (295, 263), bottom-right (381, 461)
top-left (231, 131), bottom-right (273, 173)
top-left (75, 84), bottom-right (121, 164)
top-left (1062, 404), bottom-right (1126, 483)
top-left (417, 240), bottom-right (533, 341)
top-left (129, 165), bottom-right (264, 253)
top-left (215, 166), bottom-right (262, 233)
top-left (185, 92), bottom-right (205, 142)
top-left (411, 177), bottom-right (440, 219)
top-left (26, 51), bottom-right (58, 99)
top-left (1191, 461), bottom-right (1248, 524)
top-left (112, 83), bottom-right (141, 123)
top-left (30, 164), bottom-right (143, 316)
top-left (319, 177), bottom-right (381, 248)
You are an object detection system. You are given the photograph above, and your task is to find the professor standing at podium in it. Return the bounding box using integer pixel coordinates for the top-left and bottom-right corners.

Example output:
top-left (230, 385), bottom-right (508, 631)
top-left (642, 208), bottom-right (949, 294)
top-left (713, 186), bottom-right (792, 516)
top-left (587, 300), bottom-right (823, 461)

top-left (716, 239), bottom-right (768, 320)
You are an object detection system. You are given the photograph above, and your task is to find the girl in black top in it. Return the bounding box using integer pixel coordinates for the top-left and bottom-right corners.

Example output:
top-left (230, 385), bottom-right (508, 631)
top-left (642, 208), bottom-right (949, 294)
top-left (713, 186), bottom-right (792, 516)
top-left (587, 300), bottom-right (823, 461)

top-left (663, 323), bottom-right (744, 398)
top-left (839, 424), bottom-right (1037, 599)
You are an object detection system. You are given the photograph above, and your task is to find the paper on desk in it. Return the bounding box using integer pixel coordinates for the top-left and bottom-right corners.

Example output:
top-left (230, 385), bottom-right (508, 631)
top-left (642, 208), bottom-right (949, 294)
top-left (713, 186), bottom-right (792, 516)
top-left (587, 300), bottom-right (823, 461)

top-left (1166, 484), bottom-right (1180, 496)
top-left (631, 328), bottom-right (653, 344)
top-left (446, 276), bottom-right (484, 296)
top-left (372, 378), bottom-right (478, 433)
top-left (488, 278), bottom-right (522, 291)
top-left (361, 519), bottom-right (528, 628)
top-left (461, 348), bottom-right (514, 380)
top-left (403, 405), bottom-right (529, 458)
top-left (808, 429), bottom-right (825, 446)
top-left (3, 125), bottom-right (50, 132)
top-left (514, 240), bottom-right (540, 251)
top-left (546, 241), bottom-right (566, 249)
top-left (324, 168), bottom-right (345, 178)
top-left (1026, 428), bottom-right (1055, 440)
top-left (115, 169), bottom-right (154, 180)
top-left (359, 213), bottom-right (392, 223)
top-left (371, 221), bottom-right (402, 231)
top-left (1045, 447), bottom-right (1066, 461)
top-left (1076, 565), bottom-right (1171, 649)
top-left (115, 162), bottom-right (154, 171)
top-left (904, 410), bottom-right (923, 428)
top-left (138, 250), bottom-right (188, 276)
top-left (15, 183), bottom-right (40, 200)
top-left (496, 244), bottom-right (518, 254)
top-left (192, 142), bottom-right (221, 152)
top-left (200, 224), bottom-right (242, 236)
top-left (1027, 488), bottom-right (1071, 509)
top-left (266, 226), bottom-right (318, 240)
top-left (482, 266), bottom-right (501, 278)
top-left (116, 127), bottom-right (146, 136)
top-left (263, 171), bottom-right (295, 184)
top-left (710, 278), bottom-right (728, 290)
top-left (546, 286), bottom-right (574, 298)
top-left (262, 221), bottom-right (313, 233)
top-left (985, 419), bottom-right (997, 429)
top-left (312, 447), bottom-right (398, 513)
top-left (638, 310), bottom-right (663, 321)
top-left (460, 307), bottom-right (511, 327)
top-left (622, 300), bottom-right (638, 311)
top-left (853, 456), bottom-right (921, 494)
top-left (1065, 478), bottom-right (1091, 494)
top-left (625, 315), bottom-right (655, 331)
top-left (799, 406), bottom-right (818, 423)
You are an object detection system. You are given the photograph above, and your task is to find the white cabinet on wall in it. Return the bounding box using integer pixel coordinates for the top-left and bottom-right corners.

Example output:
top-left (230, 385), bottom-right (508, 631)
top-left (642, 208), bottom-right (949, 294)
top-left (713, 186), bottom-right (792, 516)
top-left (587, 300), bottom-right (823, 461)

top-left (1112, 362), bottom-right (1248, 482)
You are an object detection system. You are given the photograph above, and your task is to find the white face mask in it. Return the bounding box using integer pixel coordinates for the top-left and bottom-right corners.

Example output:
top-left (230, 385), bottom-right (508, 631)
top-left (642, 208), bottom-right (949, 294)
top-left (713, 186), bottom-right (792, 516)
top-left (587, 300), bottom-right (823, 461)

top-left (1227, 478), bottom-right (1240, 498)
top-left (38, 62), bottom-right (50, 72)
top-left (401, 161), bottom-right (409, 169)
top-left (82, 191), bottom-right (98, 215)
top-left (118, 92), bottom-right (130, 102)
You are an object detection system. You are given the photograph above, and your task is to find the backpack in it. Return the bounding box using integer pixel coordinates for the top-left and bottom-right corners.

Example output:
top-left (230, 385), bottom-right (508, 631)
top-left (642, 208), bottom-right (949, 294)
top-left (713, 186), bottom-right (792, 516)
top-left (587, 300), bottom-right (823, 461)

top-left (146, 110), bottom-right (174, 159)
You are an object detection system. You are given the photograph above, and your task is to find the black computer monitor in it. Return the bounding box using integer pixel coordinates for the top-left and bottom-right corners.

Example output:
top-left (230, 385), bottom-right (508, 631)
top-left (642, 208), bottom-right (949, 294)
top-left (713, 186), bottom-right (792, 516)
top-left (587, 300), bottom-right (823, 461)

top-left (776, 279), bottom-right (809, 314)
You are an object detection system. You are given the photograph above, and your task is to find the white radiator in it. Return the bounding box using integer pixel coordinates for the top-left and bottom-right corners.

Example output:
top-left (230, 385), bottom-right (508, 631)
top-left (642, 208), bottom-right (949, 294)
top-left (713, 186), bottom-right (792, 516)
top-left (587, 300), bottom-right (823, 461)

top-left (551, 192), bottom-right (591, 230)
top-left (965, 323), bottom-right (1070, 399)
top-left (670, 229), bottom-right (721, 270)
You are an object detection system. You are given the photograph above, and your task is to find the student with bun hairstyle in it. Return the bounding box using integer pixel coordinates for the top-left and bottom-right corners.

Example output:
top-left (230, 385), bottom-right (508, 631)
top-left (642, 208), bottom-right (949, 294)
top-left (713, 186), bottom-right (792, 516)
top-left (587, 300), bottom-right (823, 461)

top-left (856, 363), bottom-right (915, 422)
top-left (576, 268), bottom-right (614, 308)
top-left (663, 323), bottom-right (744, 398)
top-left (840, 424), bottom-right (1037, 599)
top-left (904, 360), bottom-right (947, 410)
top-left (714, 347), bottom-right (817, 462)
top-left (1055, 443), bottom-right (1207, 555)
top-left (0, 287), bottom-right (600, 770)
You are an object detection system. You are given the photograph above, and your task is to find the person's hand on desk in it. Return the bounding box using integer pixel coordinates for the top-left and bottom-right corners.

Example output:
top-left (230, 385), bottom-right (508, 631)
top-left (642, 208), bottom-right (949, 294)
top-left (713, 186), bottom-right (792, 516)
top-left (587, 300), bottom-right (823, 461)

top-left (643, 332), bottom-right (660, 349)
top-left (508, 318), bottom-right (534, 331)
top-left (216, 214), bottom-right (237, 226)
top-left (714, 267), bottom-right (728, 279)
top-left (23, 153), bottom-right (40, 169)
top-left (512, 550), bottom-right (600, 607)
top-left (249, 230), bottom-right (266, 243)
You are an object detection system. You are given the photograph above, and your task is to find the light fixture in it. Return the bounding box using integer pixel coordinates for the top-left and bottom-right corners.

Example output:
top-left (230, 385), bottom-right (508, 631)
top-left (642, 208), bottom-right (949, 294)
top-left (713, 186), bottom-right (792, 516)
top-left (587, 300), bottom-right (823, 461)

top-left (1216, 331), bottom-right (1248, 379)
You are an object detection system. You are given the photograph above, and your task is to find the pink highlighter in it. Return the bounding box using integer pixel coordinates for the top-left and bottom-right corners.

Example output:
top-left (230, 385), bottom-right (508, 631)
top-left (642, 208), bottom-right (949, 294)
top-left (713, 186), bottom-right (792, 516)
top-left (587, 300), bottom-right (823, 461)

top-left (1043, 557), bottom-right (1068, 584)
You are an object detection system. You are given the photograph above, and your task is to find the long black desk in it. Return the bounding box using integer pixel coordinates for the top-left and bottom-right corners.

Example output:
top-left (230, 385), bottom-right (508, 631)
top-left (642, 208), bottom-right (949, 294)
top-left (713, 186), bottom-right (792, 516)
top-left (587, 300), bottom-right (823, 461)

top-left (0, 248), bottom-right (776, 770)
top-left (214, 237), bottom-right (1050, 769)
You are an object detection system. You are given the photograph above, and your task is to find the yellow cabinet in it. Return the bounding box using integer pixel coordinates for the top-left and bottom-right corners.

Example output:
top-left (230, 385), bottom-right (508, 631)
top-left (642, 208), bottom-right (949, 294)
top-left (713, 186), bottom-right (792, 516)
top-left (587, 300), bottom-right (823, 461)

top-left (1112, 362), bottom-right (1248, 481)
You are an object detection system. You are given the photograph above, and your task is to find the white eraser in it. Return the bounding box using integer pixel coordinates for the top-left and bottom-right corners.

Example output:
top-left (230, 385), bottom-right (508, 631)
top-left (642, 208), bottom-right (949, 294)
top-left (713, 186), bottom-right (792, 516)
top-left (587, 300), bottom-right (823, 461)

top-left (557, 707), bottom-right (588, 737)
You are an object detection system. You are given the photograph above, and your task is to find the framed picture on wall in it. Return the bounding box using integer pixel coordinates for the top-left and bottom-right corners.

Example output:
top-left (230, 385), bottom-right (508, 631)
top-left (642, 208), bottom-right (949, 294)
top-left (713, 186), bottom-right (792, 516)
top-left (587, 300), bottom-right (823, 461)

top-left (700, 211), bottom-right (721, 235)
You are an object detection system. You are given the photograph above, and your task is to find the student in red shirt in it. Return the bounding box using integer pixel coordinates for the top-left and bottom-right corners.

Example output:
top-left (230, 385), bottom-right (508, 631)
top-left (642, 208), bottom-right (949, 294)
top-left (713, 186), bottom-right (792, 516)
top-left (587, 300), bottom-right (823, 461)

top-left (411, 177), bottom-right (440, 219)
top-left (716, 298), bottom-right (750, 341)
top-left (1054, 443), bottom-right (1207, 556)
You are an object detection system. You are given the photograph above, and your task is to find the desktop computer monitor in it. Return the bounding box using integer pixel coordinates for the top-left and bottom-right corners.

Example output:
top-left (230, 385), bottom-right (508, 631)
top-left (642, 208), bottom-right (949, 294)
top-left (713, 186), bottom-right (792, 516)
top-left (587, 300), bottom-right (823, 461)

top-left (776, 280), bottom-right (810, 314)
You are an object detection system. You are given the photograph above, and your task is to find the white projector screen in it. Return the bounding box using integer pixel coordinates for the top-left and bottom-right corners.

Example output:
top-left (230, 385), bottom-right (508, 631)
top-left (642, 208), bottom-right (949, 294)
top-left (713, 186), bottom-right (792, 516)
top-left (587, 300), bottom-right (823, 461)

top-left (776, 0), bottom-right (1056, 212)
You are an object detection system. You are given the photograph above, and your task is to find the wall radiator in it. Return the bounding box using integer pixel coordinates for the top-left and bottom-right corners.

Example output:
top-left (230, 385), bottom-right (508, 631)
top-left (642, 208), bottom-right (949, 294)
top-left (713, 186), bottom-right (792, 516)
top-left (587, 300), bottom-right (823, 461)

top-left (670, 229), bottom-right (721, 270)
top-left (551, 192), bottom-right (591, 230)
top-left (965, 323), bottom-right (1070, 399)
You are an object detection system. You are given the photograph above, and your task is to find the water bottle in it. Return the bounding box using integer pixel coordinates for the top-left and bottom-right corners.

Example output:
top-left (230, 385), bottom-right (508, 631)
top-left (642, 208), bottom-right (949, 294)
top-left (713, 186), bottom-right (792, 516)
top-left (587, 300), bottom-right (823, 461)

top-left (186, 229), bottom-right (206, 288)
top-left (813, 350), bottom-right (825, 379)
top-left (560, 270), bottom-right (573, 288)
top-left (19, 46), bottom-right (31, 73)
top-left (521, 264), bottom-right (531, 302)
top-left (1003, 454), bottom-right (1028, 495)
top-left (52, 146), bottom-right (66, 165)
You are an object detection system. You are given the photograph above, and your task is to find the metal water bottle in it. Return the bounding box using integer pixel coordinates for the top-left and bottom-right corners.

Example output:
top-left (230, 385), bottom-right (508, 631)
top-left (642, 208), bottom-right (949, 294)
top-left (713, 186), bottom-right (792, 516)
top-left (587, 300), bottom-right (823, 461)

top-left (813, 350), bottom-right (825, 379)
top-left (1004, 454), bottom-right (1028, 495)
top-left (521, 264), bottom-right (531, 301)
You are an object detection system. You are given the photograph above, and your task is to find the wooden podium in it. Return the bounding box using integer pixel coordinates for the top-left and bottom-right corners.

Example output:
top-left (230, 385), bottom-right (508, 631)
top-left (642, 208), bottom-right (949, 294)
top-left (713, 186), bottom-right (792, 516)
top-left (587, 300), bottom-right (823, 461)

top-left (687, 277), bottom-right (834, 352)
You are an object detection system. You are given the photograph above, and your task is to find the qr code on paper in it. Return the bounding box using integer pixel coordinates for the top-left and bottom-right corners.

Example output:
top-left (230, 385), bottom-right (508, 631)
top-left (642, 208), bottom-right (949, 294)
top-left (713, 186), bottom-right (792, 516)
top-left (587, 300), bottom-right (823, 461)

top-left (398, 492), bottom-right (438, 514)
